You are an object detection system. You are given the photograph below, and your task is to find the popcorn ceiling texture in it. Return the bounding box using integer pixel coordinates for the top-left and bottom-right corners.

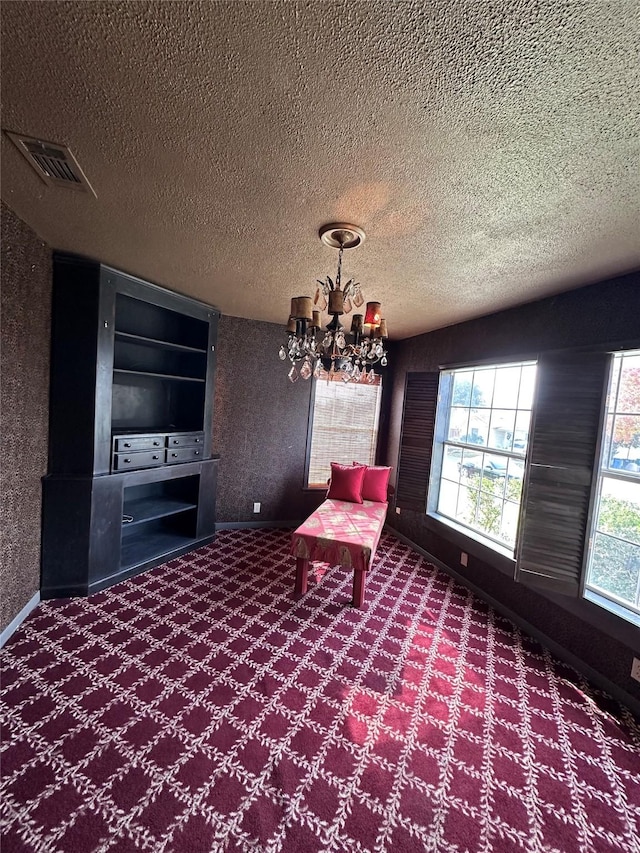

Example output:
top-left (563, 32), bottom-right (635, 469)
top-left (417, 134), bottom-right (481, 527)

top-left (0, 203), bottom-right (51, 633)
top-left (1, 1), bottom-right (639, 340)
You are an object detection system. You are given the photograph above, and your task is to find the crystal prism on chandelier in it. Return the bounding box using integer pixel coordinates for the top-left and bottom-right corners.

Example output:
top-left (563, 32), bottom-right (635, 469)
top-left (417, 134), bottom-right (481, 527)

top-left (279, 223), bottom-right (389, 383)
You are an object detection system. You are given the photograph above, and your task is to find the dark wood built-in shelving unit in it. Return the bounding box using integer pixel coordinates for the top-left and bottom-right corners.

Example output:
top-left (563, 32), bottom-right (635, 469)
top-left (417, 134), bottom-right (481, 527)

top-left (41, 253), bottom-right (220, 598)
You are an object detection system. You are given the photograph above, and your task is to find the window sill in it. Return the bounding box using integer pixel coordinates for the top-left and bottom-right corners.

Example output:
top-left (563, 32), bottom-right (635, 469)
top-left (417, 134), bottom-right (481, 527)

top-left (583, 588), bottom-right (640, 628)
top-left (424, 512), bottom-right (516, 576)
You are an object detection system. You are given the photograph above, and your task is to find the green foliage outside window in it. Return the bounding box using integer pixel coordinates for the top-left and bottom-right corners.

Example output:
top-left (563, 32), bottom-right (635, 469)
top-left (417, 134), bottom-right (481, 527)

top-left (452, 379), bottom-right (485, 407)
top-left (463, 471), bottom-right (522, 543)
top-left (589, 494), bottom-right (640, 607)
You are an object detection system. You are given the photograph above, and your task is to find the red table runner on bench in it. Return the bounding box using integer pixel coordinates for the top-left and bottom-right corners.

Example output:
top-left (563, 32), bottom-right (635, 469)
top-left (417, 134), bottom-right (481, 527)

top-left (290, 498), bottom-right (388, 606)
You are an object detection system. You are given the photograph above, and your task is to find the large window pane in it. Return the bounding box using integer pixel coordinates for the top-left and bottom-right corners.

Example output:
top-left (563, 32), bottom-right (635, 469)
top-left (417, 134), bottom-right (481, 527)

top-left (467, 409), bottom-right (489, 446)
top-left (437, 477), bottom-right (459, 518)
top-left (452, 371), bottom-right (474, 406)
top-left (487, 409), bottom-right (516, 451)
top-left (585, 350), bottom-right (640, 621)
top-left (513, 410), bottom-right (531, 455)
top-left (447, 407), bottom-right (470, 442)
top-left (617, 353), bottom-right (640, 412)
top-left (472, 369), bottom-right (495, 409)
top-left (430, 360), bottom-right (535, 554)
top-left (493, 366), bottom-right (521, 408)
top-left (589, 533), bottom-right (640, 605)
top-left (612, 416), bottom-right (640, 471)
top-left (518, 364), bottom-right (537, 409)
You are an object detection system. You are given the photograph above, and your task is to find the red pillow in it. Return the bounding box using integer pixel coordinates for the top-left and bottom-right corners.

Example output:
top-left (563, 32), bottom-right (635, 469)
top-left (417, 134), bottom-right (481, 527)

top-left (353, 463), bottom-right (392, 502)
top-left (327, 462), bottom-right (366, 503)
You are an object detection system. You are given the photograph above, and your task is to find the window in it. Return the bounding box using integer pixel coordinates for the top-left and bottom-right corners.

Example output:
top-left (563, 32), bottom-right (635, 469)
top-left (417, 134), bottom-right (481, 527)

top-left (585, 350), bottom-right (640, 622)
top-left (396, 350), bottom-right (638, 632)
top-left (305, 375), bottom-right (382, 488)
top-left (429, 362), bottom-right (536, 553)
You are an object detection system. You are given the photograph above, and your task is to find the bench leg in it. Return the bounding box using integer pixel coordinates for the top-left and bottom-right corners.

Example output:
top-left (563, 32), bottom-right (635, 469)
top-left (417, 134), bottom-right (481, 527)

top-left (295, 558), bottom-right (309, 596)
top-left (352, 569), bottom-right (366, 608)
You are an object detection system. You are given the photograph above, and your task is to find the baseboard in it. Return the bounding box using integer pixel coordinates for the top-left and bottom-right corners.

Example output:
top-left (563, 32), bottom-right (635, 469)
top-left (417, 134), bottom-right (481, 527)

top-left (215, 521), bottom-right (299, 530)
top-left (0, 591), bottom-right (40, 649)
top-left (389, 529), bottom-right (640, 718)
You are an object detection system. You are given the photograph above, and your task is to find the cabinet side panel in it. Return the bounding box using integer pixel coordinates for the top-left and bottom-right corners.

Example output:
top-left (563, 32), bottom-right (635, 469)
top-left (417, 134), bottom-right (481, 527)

top-left (41, 476), bottom-right (93, 597)
top-left (95, 270), bottom-right (117, 473)
top-left (48, 260), bottom-right (104, 474)
top-left (197, 458), bottom-right (219, 539)
top-left (203, 312), bottom-right (218, 458)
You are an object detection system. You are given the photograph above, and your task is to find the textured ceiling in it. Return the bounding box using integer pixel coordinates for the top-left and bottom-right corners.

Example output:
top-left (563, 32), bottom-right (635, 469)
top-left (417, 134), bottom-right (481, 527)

top-left (1, 0), bottom-right (639, 339)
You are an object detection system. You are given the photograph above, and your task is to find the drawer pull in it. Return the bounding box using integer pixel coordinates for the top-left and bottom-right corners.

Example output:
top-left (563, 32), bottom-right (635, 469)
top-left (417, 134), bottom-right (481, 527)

top-left (124, 442), bottom-right (131, 448)
top-left (194, 450), bottom-right (200, 455)
top-left (195, 438), bottom-right (201, 443)
top-left (171, 452), bottom-right (178, 458)
top-left (172, 439), bottom-right (179, 445)
top-left (152, 454), bottom-right (159, 460)
top-left (124, 458), bottom-right (131, 464)
top-left (153, 440), bottom-right (161, 446)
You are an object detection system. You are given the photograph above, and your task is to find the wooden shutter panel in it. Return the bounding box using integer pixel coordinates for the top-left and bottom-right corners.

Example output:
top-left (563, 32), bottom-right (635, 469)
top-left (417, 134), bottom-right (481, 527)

top-left (395, 372), bottom-right (439, 512)
top-left (515, 351), bottom-right (610, 595)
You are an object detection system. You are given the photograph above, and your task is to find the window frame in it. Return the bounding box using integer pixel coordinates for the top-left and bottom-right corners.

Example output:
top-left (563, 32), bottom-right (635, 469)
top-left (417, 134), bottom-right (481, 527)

top-left (426, 360), bottom-right (536, 556)
top-left (304, 374), bottom-right (383, 490)
top-left (583, 349), bottom-right (640, 626)
top-left (394, 345), bottom-right (640, 646)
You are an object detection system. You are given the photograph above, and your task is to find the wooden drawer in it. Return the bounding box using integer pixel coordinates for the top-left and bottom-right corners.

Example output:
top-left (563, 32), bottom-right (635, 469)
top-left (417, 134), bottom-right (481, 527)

top-left (166, 446), bottom-right (204, 464)
top-left (113, 450), bottom-right (165, 471)
top-left (114, 435), bottom-right (165, 452)
top-left (166, 432), bottom-right (205, 448)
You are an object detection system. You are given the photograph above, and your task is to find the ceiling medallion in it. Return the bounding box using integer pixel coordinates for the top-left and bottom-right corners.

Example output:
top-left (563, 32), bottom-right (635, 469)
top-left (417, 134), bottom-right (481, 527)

top-left (279, 223), bottom-right (388, 383)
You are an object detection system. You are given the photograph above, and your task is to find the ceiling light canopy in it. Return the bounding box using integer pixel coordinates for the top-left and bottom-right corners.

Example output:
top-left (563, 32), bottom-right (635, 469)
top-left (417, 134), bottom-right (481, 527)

top-left (279, 223), bottom-right (388, 383)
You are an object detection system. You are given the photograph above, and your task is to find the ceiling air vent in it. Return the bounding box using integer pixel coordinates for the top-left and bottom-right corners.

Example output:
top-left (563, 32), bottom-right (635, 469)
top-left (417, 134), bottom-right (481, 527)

top-left (5, 131), bottom-right (97, 197)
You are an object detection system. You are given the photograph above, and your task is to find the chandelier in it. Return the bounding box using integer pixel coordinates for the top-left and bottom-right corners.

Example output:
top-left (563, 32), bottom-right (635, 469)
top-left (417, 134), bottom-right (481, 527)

top-left (279, 223), bottom-right (388, 383)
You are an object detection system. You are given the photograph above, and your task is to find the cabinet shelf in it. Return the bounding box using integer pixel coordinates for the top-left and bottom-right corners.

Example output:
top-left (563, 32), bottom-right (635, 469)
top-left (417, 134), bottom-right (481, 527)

top-left (114, 368), bottom-right (205, 383)
top-left (120, 529), bottom-right (197, 571)
top-left (114, 330), bottom-right (207, 355)
top-left (122, 497), bottom-right (197, 527)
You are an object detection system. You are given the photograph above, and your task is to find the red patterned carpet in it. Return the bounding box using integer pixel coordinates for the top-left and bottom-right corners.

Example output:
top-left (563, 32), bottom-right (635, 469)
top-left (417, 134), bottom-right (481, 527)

top-left (1, 529), bottom-right (639, 853)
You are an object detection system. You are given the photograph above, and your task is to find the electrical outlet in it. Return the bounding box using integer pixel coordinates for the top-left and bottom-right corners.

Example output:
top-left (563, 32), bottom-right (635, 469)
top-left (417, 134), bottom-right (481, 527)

top-left (253, 502), bottom-right (261, 513)
top-left (631, 657), bottom-right (640, 683)
top-left (460, 552), bottom-right (468, 567)
top-left (395, 506), bottom-right (401, 514)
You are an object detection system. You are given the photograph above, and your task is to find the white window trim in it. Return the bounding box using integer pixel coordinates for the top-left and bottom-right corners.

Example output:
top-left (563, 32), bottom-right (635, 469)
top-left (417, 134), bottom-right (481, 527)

top-left (583, 349), bottom-right (640, 625)
top-left (428, 361), bottom-right (535, 557)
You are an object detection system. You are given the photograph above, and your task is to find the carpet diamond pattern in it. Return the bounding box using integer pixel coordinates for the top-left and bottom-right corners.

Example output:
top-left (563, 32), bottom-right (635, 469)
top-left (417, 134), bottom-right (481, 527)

top-left (1, 529), bottom-right (639, 852)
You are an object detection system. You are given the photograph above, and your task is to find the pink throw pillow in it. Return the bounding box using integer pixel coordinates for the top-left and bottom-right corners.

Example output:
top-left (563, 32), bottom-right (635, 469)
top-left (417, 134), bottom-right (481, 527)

top-left (353, 463), bottom-right (392, 502)
top-left (327, 462), bottom-right (366, 503)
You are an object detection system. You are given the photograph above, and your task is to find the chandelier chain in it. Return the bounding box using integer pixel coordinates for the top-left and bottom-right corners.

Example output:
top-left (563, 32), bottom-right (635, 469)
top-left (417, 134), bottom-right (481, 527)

top-left (336, 245), bottom-right (343, 289)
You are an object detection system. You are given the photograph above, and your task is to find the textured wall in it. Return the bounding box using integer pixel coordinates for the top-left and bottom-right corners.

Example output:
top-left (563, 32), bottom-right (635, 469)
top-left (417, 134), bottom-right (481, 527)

top-left (385, 271), bottom-right (640, 703)
top-left (213, 316), bottom-right (325, 524)
top-left (0, 203), bottom-right (51, 631)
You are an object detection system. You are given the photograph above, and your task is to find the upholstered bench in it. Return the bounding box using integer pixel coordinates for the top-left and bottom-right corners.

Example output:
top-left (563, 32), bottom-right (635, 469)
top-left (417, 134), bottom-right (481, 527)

top-left (290, 496), bottom-right (388, 608)
top-left (291, 440), bottom-right (393, 607)
top-left (291, 462), bottom-right (392, 607)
